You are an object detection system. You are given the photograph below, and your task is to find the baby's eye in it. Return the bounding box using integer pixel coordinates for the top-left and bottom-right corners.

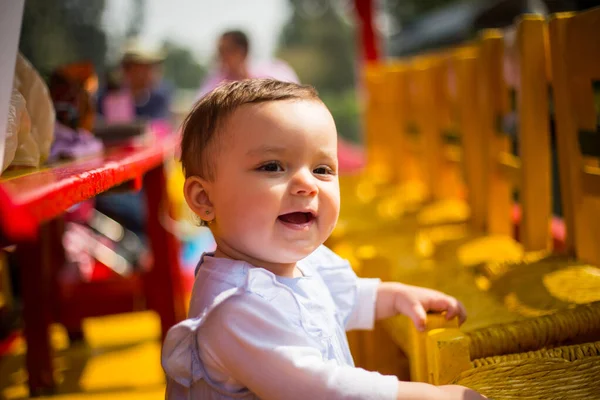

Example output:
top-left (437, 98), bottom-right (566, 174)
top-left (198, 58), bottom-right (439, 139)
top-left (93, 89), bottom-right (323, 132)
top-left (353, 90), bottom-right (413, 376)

top-left (313, 166), bottom-right (334, 175)
top-left (258, 162), bottom-right (284, 172)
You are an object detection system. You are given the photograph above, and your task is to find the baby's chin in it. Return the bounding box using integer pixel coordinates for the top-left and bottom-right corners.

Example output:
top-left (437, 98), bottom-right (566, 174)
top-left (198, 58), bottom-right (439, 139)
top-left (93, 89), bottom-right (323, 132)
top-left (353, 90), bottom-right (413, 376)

top-left (264, 242), bottom-right (322, 264)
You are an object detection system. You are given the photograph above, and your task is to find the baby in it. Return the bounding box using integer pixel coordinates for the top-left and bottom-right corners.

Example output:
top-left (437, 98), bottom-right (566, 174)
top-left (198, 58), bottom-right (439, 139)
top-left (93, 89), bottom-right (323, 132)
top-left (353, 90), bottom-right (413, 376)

top-left (162, 79), bottom-right (485, 399)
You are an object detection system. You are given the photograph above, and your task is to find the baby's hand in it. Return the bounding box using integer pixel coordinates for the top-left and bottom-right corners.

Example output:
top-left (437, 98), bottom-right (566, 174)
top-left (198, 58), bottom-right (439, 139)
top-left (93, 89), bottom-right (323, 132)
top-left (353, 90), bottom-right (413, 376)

top-left (377, 282), bottom-right (467, 331)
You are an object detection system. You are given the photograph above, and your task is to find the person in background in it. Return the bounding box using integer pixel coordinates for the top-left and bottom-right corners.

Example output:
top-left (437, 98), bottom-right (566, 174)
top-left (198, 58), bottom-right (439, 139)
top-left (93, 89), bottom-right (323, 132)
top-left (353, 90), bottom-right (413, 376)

top-left (197, 30), bottom-right (300, 98)
top-left (94, 42), bottom-right (173, 240)
top-left (98, 42), bottom-right (171, 122)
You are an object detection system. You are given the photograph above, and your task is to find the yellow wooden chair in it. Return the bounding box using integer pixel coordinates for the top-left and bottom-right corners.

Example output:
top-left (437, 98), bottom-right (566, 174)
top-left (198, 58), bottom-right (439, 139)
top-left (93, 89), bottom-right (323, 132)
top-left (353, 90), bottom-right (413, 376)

top-left (331, 54), bottom-right (474, 249)
top-left (414, 11), bottom-right (600, 397)
top-left (549, 9), bottom-right (600, 267)
top-left (341, 47), bottom-right (489, 378)
top-left (336, 62), bottom-right (428, 229)
top-left (337, 63), bottom-right (410, 211)
top-left (343, 14), bottom-right (600, 383)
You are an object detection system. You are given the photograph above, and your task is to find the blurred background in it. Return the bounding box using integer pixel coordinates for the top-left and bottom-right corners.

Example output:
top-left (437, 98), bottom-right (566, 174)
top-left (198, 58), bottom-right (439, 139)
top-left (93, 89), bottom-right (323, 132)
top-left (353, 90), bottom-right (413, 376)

top-left (2, 0), bottom-right (600, 398)
top-left (17, 0), bottom-right (596, 145)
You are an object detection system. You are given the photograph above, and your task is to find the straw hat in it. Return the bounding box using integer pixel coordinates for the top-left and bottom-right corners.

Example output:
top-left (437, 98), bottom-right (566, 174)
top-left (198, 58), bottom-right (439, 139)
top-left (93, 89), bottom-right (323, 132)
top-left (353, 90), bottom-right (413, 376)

top-left (120, 39), bottom-right (165, 65)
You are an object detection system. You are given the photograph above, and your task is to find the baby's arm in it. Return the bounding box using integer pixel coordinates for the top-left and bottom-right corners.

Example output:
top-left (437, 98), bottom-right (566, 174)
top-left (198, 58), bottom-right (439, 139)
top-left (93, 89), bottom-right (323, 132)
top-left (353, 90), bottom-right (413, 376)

top-left (199, 293), bottom-right (484, 400)
top-left (375, 282), bottom-right (467, 331)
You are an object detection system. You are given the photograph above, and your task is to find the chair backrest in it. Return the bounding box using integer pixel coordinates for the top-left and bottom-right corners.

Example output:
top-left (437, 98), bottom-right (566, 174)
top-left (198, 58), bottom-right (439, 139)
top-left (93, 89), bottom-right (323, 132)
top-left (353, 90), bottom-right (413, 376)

top-left (514, 16), bottom-right (553, 251)
top-left (399, 54), bottom-right (467, 204)
top-left (413, 57), bottom-right (446, 202)
top-left (479, 16), bottom-right (553, 252)
top-left (549, 8), bottom-right (600, 265)
top-left (384, 63), bottom-right (421, 184)
top-left (363, 64), bottom-right (393, 182)
top-left (434, 52), bottom-right (464, 200)
top-left (363, 63), bottom-right (416, 186)
top-left (453, 46), bottom-right (489, 232)
top-left (389, 48), bottom-right (488, 228)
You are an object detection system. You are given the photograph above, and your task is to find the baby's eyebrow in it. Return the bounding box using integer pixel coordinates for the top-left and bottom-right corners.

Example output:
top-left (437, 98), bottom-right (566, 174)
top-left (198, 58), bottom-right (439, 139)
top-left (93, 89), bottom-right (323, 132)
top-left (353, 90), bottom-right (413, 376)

top-left (246, 145), bottom-right (288, 157)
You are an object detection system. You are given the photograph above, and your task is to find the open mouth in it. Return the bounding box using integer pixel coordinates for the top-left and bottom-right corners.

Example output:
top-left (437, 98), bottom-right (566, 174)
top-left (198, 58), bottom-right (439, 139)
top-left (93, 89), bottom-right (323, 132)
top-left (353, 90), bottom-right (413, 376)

top-left (277, 212), bottom-right (316, 227)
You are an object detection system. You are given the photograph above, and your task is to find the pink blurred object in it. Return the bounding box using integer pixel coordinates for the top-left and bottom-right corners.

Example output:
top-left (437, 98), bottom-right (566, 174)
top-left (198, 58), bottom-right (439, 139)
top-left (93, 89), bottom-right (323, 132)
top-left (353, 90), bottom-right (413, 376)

top-left (197, 59), bottom-right (301, 99)
top-left (149, 119), bottom-right (173, 140)
top-left (102, 91), bottom-right (135, 124)
top-left (337, 138), bottom-right (365, 174)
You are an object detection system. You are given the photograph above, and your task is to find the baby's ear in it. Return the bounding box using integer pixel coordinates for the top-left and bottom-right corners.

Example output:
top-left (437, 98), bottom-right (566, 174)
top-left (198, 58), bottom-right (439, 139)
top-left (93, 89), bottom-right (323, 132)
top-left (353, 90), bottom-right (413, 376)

top-left (183, 176), bottom-right (215, 224)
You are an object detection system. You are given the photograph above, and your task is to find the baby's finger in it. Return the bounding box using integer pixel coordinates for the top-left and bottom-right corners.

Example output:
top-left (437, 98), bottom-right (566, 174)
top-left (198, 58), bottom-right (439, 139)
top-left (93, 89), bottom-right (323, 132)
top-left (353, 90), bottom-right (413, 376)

top-left (432, 297), bottom-right (464, 326)
top-left (442, 297), bottom-right (459, 320)
top-left (456, 300), bottom-right (467, 325)
top-left (445, 299), bottom-right (467, 325)
top-left (405, 301), bottom-right (427, 332)
top-left (425, 295), bottom-right (457, 315)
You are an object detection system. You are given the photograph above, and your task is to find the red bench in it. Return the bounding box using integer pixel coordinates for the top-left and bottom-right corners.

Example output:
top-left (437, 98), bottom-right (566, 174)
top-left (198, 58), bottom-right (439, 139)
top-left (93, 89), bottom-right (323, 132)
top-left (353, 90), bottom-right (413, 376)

top-left (0, 135), bottom-right (186, 396)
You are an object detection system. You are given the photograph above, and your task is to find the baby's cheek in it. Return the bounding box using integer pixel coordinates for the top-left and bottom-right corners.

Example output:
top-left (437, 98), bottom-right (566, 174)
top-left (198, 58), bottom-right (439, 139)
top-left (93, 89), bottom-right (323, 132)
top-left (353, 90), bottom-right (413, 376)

top-left (322, 189), bottom-right (341, 221)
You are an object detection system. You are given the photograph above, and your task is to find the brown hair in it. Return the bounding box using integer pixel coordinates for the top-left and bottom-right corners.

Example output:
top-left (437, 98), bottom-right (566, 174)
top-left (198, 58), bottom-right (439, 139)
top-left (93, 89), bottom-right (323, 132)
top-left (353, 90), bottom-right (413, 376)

top-left (221, 30), bottom-right (250, 56)
top-left (180, 78), bottom-right (320, 179)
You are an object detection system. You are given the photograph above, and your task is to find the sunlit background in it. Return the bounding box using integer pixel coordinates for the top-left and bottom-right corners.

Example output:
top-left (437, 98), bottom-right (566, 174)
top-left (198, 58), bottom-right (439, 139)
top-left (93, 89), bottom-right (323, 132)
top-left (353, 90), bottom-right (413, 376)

top-left (3, 0), bottom-right (599, 398)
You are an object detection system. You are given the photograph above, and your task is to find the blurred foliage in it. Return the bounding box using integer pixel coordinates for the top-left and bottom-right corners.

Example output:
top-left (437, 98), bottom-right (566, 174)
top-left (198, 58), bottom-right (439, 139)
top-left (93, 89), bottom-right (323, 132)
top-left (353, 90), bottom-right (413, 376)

top-left (277, 0), bottom-right (361, 143)
top-left (19, 0), bottom-right (206, 93)
top-left (19, 0), bottom-right (108, 78)
top-left (320, 90), bottom-right (361, 145)
top-left (162, 40), bottom-right (207, 90)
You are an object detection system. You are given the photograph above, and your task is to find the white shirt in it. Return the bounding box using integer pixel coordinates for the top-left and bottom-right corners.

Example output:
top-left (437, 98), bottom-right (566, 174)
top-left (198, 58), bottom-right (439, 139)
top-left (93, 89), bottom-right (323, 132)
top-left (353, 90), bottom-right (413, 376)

top-left (161, 245), bottom-right (399, 399)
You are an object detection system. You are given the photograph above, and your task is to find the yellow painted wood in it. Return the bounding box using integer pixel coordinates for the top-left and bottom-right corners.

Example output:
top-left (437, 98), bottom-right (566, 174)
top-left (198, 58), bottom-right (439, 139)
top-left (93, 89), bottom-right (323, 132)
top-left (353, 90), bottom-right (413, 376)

top-left (549, 13), bottom-right (578, 255)
top-left (479, 30), bottom-right (512, 237)
top-left (549, 9), bottom-right (600, 266)
top-left (456, 47), bottom-right (488, 232)
top-left (516, 15), bottom-right (553, 252)
top-left (432, 55), bottom-right (466, 201)
top-left (498, 152), bottom-right (522, 187)
top-left (407, 314), bottom-right (460, 382)
top-left (416, 60), bottom-right (445, 202)
top-left (426, 328), bottom-right (472, 385)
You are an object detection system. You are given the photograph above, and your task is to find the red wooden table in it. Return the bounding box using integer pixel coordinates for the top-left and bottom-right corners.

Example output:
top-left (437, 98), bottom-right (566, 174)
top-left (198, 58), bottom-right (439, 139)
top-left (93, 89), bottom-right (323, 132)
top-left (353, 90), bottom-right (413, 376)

top-left (0, 135), bottom-right (186, 396)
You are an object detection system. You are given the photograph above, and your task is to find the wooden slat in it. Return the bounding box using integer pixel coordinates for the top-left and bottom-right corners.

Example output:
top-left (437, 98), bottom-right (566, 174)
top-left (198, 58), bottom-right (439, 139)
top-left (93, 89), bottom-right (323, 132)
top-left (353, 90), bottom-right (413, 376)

top-left (386, 64), bottom-right (410, 183)
top-left (582, 166), bottom-right (600, 197)
top-left (550, 8), bottom-right (600, 265)
top-left (517, 15), bottom-right (552, 252)
top-left (498, 152), bottom-right (521, 187)
top-left (549, 13), bottom-right (578, 255)
top-left (444, 145), bottom-right (462, 165)
top-left (419, 61), bottom-right (445, 201)
top-left (479, 30), bottom-right (512, 236)
top-left (459, 47), bottom-right (487, 232)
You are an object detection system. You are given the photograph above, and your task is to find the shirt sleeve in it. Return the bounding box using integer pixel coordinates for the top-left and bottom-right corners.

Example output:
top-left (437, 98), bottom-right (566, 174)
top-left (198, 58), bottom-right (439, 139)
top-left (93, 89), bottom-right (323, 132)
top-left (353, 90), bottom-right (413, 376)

top-left (197, 293), bottom-right (399, 400)
top-left (346, 277), bottom-right (381, 331)
top-left (308, 246), bottom-right (381, 331)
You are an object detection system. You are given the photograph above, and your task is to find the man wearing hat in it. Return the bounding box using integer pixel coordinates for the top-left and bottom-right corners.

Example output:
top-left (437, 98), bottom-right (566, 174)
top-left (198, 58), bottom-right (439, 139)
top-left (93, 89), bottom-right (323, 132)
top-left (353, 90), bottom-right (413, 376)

top-left (98, 41), bottom-right (171, 122)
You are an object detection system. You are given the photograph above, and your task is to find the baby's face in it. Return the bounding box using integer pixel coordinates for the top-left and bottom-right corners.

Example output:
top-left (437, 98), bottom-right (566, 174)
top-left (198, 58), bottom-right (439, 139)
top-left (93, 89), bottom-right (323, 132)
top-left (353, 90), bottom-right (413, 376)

top-left (207, 100), bottom-right (340, 264)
